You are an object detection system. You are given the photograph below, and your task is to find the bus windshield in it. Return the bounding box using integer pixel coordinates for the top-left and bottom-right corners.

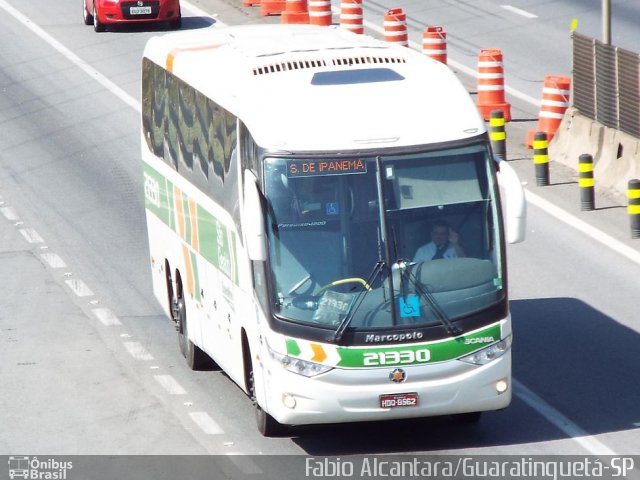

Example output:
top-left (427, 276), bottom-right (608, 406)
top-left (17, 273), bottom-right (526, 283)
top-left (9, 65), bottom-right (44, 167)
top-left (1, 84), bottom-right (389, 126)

top-left (264, 143), bottom-right (504, 332)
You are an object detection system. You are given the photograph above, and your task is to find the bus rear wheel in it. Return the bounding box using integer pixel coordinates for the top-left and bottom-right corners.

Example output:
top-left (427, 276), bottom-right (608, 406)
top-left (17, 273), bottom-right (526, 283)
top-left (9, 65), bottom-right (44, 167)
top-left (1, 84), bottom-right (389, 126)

top-left (174, 296), bottom-right (210, 371)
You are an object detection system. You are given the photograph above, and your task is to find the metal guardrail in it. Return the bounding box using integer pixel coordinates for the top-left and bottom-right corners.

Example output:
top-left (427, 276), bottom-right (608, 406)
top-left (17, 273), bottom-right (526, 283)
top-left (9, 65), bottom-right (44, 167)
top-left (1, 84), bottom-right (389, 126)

top-left (572, 32), bottom-right (640, 138)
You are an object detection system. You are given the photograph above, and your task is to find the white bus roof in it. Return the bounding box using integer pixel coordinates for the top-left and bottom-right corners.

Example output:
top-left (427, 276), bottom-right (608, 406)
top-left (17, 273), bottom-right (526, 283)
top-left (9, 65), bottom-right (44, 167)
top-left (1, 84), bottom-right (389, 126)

top-left (143, 24), bottom-right (487, 152)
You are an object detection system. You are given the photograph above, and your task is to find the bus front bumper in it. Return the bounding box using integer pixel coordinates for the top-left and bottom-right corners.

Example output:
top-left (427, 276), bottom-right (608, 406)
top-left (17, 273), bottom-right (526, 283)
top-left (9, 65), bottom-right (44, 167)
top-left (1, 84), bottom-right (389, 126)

top-left (262, 352), bottom-right (511, 426)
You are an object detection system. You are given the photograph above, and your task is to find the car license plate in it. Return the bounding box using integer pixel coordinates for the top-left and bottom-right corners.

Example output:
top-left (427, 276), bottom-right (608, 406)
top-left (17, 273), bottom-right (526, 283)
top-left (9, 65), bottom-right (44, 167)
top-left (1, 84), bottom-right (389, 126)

top-left (130, 6), bottom-right (152, 14)
top-left (379, 392), bottom-right (419, 408)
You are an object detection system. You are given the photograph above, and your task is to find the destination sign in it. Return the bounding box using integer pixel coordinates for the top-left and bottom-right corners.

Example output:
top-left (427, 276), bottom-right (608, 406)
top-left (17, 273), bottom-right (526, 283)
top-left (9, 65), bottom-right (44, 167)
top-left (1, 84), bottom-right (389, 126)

top-left (287, 159), bottom-right (367, 177)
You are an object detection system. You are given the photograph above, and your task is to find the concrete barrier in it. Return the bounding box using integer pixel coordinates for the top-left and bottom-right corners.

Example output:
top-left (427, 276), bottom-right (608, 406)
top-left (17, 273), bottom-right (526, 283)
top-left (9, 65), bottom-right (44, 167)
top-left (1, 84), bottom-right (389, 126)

top-left (549, 107), bottom-right (640, 199)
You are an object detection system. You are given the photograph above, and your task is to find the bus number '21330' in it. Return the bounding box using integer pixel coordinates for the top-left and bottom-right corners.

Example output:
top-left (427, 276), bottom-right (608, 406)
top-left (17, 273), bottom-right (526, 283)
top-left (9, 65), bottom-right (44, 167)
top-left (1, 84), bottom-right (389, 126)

top-left (363, 349), bottom-right (431, 366)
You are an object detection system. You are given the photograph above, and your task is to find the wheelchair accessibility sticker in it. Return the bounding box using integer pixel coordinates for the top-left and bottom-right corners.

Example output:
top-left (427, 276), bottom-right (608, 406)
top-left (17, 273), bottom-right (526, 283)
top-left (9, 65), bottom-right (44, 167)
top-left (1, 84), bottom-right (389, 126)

top-left (399, 294), bottom-right (420, 317)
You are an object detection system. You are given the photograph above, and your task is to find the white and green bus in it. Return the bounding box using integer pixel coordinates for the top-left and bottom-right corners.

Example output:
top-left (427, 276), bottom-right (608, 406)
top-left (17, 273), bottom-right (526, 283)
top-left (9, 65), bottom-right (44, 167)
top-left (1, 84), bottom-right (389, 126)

top-left (141, 24), bottom-right (526, 436)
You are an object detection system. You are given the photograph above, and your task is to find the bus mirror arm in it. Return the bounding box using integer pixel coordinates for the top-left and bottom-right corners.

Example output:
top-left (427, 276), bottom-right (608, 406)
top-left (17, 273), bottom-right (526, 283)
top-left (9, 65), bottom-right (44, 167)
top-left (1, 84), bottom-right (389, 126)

top-left (496, 160), bottom-right (527, 244)
top-left (243, 170), bottom-right (267, 261)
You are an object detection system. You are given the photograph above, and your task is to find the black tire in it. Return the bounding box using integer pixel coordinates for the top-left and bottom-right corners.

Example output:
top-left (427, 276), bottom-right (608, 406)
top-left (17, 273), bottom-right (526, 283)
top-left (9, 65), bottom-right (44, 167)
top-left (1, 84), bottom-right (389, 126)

top-left (83, 0), bottom-right (93, 25)
top-left (93, 4), bottom-right (105, 32)
top-left (175, 297), bottom-right (210, 370)
top-left (169, 13), bottom-right (182, 30)
top-left (249, 368), bottom-right (283, 437)
top-left (165, 263), bottom-right (174, 322)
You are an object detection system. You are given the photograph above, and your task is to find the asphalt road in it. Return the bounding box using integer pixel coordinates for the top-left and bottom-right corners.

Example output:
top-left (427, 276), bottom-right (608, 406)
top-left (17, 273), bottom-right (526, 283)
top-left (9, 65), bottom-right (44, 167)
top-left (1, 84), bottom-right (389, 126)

top-left (1, 0), bottom-right (639, 471)
top-left (356, 0), bottom-right (640, 104)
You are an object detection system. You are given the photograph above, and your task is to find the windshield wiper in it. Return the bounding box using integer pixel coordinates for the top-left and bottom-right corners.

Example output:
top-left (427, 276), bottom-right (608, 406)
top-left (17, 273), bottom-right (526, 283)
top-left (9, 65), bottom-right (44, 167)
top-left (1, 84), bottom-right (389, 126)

top-left (395, 260), bottom-right (463, 337)
top-left (333, 261), bottom-right (385, 342)
top-left (388, 223), bottom-right (461, 336)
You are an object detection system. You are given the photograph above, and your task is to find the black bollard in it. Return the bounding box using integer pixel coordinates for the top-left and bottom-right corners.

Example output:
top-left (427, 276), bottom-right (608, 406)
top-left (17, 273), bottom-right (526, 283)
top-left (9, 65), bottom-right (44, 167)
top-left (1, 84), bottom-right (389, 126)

top-left (628, 179), bottom-right (640, 239)
top-left (578, 154), bottom-right (595, 211)
top-left (533, 132), bottom-right (550, 186)
top-left (489, 110), bottom-right (506, 161)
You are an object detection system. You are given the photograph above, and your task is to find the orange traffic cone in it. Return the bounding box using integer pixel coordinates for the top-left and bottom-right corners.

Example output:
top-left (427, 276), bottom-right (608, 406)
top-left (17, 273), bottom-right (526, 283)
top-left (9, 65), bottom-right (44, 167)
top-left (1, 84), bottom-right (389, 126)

top-left (261, 0), bottom-right (286, 16)
top-left (308, 0), bottom-right (331, 26)
top-left (340, 0), bottom-right (363, 34)
top-left (476, 49), bottom-right (511, 121)
top-left (526, 75), bottom-right (571, 147)
top-left (281, 0), bottom-right (309, 23)
top-left (383, 8), bottom-right (408, 47)
top-left (422, 26), bottom-right (446, 64)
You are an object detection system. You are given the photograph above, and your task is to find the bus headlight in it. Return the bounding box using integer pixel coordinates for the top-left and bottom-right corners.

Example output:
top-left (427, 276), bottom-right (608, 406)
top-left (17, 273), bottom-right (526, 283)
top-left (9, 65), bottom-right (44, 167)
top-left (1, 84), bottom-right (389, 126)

top-left (459, 335), bottom-right (512, 365)
top-left (267, 343), bottom-right (333, 377)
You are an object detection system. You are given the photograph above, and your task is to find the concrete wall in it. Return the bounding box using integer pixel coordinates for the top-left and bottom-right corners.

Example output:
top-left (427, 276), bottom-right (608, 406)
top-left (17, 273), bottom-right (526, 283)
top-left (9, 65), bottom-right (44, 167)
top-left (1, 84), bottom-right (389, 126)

top-left (549, 107), bottom-right (640, 198)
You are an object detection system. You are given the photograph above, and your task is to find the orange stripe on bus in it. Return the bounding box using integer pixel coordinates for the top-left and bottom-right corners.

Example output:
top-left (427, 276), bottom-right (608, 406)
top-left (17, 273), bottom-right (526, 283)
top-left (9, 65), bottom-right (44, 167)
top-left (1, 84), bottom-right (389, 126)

top-left (182, 245), bottom-right (195, 299)
top-left (188, 198), bottom-right (199, 252)
top-left (310, 343), bottom-right (327, 363)
top-left (166, 44), bottom-right (222, 73)
top-left (174, 186), bottom-right (185, 240)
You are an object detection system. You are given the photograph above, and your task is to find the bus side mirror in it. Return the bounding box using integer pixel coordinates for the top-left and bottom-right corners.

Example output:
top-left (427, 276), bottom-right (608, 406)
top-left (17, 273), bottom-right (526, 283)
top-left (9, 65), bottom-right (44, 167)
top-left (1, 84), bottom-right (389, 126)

top-left (497, 160), bottom-right (526, 244)
top-left (243, 170), bottom-right (267, 261)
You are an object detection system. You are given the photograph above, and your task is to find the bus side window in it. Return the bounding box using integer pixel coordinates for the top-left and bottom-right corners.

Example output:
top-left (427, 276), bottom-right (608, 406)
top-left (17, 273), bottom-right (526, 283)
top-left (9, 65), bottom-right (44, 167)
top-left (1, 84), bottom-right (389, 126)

top-left (193, 89), bottom-right (210, 180)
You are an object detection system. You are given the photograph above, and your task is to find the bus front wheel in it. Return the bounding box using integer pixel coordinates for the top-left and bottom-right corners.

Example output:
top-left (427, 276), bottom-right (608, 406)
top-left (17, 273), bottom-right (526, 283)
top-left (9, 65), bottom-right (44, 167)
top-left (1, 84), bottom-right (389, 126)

top-left (249, 368), bottom-right (282, 437)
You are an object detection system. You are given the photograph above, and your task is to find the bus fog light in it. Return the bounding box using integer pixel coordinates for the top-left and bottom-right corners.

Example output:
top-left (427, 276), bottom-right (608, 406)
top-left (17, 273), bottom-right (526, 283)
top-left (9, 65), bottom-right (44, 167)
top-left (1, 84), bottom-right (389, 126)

top-left (282, 393), bottom-right (297, 409)
top-left (496, 378), bottom-right (508, 394)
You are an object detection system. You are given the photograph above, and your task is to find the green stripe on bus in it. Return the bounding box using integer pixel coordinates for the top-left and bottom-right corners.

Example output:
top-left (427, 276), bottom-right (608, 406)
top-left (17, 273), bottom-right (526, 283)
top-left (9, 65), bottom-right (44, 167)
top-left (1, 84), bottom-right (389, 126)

top-left (335, 324), bottom-right (502, 368)
top-left (143, 163), bottom-right (173, 227)
top-left (166, 176), bottom-right (176, 231)
top-left (143, 163), bottom-right (239, 285)
top-left (190, 250), bottom-right (201, 302)
top-left (182, 195), bottom-right (192, 246)
top-left (196, 205), bottom-right (237, 283)
top-left (286, 339), bottom-right (302, 357)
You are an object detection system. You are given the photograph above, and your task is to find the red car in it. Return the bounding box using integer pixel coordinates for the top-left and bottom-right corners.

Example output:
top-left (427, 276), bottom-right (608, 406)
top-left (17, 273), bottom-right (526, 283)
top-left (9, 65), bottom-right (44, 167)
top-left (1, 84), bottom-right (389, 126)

top-left (83, 0), bottom-right (181, 32)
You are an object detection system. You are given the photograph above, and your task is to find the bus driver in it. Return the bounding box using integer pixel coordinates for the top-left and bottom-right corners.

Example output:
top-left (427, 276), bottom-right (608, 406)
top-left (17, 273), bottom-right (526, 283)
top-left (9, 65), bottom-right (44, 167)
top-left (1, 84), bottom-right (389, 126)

top-left (413, 219), bottom-right (466, 262)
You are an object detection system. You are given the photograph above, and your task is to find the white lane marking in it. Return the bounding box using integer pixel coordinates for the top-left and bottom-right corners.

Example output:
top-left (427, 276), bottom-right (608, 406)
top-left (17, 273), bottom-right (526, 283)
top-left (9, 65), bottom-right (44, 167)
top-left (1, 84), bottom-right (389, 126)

top-left (0, 0), bottom-right (140, 112)
top-left (526, 189), bottom-right (640, 266)
top-left (123, 341), bottom-right (154, 361)
top-left (188, 411), bottom-right (224, 435)
top-left (500, 5), bottom-right (538, 19)
top-left (0, 0), bottom-right (221, 113)
top-left (64, 278), bottom-right (94, 297)
top-left (0, 0), bottom-right (627, 456)
top-left (91, 307), bottom-right (123, 326)
top-left (40, 252), bottom-right (67, 269)
top-left (226, 454), bottom-right (263, 474)
top-left (514, 380), bottom-right (616, 455)
top-left (0, 206), bottom-right (19, 221)
top-left (154, 374), bottom-right (187, 395)
top-left (181, 0), bottom-right (225, 25)
top-left (18, 228), bottom-right (44, 243)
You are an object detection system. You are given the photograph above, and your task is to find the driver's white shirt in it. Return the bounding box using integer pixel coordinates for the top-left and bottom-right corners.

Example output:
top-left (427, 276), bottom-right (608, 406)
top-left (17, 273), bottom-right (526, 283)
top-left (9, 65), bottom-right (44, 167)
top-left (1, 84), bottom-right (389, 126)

top-left (412, 242), bottom-right (458, 263)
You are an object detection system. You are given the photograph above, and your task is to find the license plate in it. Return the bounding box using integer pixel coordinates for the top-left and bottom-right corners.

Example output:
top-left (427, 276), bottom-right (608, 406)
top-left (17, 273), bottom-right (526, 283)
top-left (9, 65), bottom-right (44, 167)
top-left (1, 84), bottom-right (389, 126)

top-left (379, 392), bottom-right (419, 408)
top-left (130, 6), bottom-right (152, 14)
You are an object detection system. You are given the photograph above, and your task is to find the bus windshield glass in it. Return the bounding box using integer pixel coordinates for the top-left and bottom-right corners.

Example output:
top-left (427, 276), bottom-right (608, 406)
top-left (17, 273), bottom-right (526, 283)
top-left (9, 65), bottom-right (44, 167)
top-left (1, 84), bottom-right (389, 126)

top-left (264, 143), bottom-right (504, 331)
